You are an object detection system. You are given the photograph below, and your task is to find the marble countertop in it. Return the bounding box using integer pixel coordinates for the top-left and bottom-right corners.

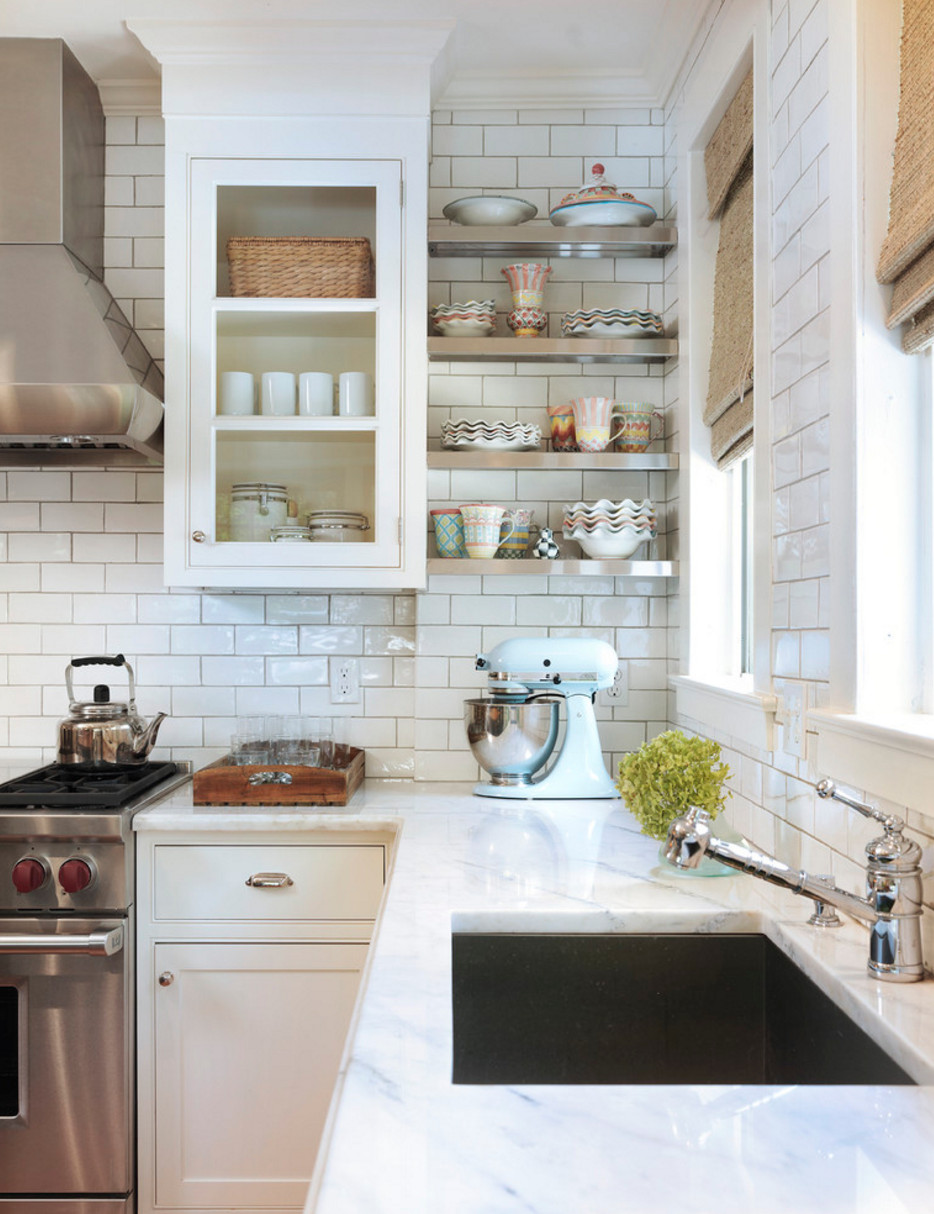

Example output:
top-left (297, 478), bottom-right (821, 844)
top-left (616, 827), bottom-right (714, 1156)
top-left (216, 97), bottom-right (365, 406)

top-left (136, 780), bottom-right (934, 1214)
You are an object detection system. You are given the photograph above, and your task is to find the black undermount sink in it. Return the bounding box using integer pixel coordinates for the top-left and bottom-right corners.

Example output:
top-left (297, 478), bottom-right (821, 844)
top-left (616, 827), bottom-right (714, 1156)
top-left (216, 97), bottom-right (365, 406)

top-left (451, 933), bottom-right (915, 1086)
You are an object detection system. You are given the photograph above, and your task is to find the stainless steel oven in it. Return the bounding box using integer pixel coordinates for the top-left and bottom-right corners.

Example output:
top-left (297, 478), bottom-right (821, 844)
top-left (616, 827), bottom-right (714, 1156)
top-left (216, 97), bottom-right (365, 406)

top-left (0, 762), bottom-right (191, 1214)
top-left (1, 920), bottom-right (131, 1212)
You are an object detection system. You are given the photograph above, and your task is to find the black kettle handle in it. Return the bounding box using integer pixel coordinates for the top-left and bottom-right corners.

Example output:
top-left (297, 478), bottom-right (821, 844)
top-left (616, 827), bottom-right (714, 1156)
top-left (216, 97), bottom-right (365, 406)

top-left (71, 654), bottom-right (126, 669)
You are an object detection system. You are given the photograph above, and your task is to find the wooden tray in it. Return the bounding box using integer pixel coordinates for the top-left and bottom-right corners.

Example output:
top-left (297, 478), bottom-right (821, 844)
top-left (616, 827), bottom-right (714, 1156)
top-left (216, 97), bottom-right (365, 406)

top-left (192, 746), bottom-right (365, 807)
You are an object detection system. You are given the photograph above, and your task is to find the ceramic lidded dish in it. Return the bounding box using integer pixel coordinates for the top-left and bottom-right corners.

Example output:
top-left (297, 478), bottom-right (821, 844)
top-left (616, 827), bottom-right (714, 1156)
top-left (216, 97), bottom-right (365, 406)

top-left (442, 196), bottom-right (538, 226)
top-left (549, 163), bottom-right (658, 228)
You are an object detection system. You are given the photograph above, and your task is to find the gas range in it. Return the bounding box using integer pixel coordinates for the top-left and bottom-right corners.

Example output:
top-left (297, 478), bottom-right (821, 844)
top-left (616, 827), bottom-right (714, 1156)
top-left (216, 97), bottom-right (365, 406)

top-left (0, 757), bottom-right (192, 1214)
top-left (0, 760), bottom-right (192, 914)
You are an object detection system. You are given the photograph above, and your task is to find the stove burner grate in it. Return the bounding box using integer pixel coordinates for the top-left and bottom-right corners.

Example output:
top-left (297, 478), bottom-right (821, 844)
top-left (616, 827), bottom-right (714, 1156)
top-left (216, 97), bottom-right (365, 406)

top-left (0, 761), bottom-right (180, 809)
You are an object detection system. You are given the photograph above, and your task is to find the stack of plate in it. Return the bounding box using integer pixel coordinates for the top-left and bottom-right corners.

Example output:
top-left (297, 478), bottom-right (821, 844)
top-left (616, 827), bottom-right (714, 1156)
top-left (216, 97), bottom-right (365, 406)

top-left (561, 308), bottom-right (664, 338)
top-left (562, 498), bottom-right (657, 559)
top-left (431, 300), bottom-right (496, 337)
top-left (441, 419), bottom-right (542, 452)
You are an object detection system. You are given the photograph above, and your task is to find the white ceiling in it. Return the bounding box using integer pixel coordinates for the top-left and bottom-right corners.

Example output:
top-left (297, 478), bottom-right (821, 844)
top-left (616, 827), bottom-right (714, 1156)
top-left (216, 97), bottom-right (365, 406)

top-left (0, 0), bottom-right (711, 110)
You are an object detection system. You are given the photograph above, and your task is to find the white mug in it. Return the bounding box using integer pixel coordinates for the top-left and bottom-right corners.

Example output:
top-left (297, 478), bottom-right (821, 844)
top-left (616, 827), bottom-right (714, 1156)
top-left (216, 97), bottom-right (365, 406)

top-left (299, 372), bottom-right (334, 416)
top-left (219, 371), bottom-right (255, 416)
top-left (261, 371), bottom-right (296, 416)
top-left (338, 372), bottom-right (375, 417)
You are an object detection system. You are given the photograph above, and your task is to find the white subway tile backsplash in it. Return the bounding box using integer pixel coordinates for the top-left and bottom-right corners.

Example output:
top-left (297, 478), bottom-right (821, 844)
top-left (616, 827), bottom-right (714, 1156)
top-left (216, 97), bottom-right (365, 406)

top-left (235, 625), bottom-right (298, 655)
top-left (265, 595), bottom-right (329, 624)
top-left (0, 503), bottom-right (40, 530)
top-left (9, 472), bottom-right (72, 501)
top-left (0, 565), bottom-right (41, 592)
top-left (451, 158), bottom-right (517, 188)
top-left (200, 595), bottom-right (265, 625)
top-left (299, 625), bottom-right (363, 654)
top-left (41, 624), bottom-right (106, 653)
top-left (265, 656), bottom-right (329, 686)
top-left (484, 125), bottom-right (549, 156)
top-left (42, 503), bottom-right (103, 532)
top-left (200, 656), bottom-right (264, 685)
top-left (10, 533), bottom-right (71, 562)
top-left (168, 624), bottom-right (231, 655)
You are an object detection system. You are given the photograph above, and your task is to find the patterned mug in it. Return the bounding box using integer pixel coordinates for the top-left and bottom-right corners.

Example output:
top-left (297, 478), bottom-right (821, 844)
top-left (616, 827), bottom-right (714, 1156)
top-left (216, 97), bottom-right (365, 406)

top-left (547, 402), bottom-right (577, 452)
top-left (430, 508), bottom-right (467, 558)
top-left (497, 508), bottom-right (535, 559)
top-left (459, 503), bottom-right (517, 559)
top-left (569, 395), bottom-right (621, 453)
top-left (611, 408), bottom-right (665, 453)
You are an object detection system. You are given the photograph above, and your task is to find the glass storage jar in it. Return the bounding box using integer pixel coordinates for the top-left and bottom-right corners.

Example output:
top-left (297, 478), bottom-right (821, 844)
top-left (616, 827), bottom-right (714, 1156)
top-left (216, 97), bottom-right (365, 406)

top-left (306, 511), bottom-right (371, 543)
top-left (229, 483), bottom-right (289, 542)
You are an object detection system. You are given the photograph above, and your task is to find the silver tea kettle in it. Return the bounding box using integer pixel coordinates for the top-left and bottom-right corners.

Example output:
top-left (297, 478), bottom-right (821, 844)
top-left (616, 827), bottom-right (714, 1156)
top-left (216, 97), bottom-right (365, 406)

top-left (58, 655), bottom-right (168, 768)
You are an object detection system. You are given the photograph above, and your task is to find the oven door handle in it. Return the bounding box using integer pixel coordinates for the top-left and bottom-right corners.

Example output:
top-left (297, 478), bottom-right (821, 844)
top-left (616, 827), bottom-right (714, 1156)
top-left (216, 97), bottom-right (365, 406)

top-left (0, 925), bottom-right (124, 956)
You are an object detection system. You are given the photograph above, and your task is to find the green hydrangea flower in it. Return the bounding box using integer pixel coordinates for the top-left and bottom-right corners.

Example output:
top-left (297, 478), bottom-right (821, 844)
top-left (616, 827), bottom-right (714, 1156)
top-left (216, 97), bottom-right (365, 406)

top-left (616, 729), bottom-right (732, 840)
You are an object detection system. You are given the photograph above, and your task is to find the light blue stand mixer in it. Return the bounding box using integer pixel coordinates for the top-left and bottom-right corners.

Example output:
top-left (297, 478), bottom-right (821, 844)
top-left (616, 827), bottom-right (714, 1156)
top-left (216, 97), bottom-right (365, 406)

top-left (465, 637), bottom-right (620, 800)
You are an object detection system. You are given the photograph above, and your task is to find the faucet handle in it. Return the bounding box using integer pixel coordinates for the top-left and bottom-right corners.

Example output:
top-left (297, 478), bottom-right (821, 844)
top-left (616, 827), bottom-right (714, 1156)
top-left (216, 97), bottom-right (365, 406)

top-left (816, 778), bottom-right (906, 831)
top-left (817, 778), bottom-right (921, 874)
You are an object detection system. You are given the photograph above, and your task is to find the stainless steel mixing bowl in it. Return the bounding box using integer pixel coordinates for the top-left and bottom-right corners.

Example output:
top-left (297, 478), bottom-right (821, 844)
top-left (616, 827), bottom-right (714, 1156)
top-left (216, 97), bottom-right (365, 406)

top-left (464, 697), bottom-right (560, 786)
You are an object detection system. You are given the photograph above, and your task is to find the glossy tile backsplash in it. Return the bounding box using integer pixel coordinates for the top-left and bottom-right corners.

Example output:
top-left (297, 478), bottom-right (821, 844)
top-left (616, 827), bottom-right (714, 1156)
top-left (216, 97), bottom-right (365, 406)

top-left (0, 107), bottom-right (672, 778)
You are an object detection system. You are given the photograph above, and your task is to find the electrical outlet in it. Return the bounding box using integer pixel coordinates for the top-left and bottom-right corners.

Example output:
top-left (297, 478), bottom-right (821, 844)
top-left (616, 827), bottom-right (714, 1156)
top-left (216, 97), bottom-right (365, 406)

top-left (781, 682), bottom-right (807, 759)
top-left (330, 658), bottom-right (360, 704)
top-left (604, 663), bottom-right (629, 705)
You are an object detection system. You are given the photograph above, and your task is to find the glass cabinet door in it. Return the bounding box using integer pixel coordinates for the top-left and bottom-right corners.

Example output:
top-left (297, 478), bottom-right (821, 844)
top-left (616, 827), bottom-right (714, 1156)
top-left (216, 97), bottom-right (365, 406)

top-left (185, 157), bottom-right (403, 582)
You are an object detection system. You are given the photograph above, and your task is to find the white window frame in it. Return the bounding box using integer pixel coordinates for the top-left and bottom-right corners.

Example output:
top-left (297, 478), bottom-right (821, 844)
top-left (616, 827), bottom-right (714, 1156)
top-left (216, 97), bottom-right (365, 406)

top-left (671, 0), bottom-right (777, 749)
top-left (811, 0), bottom-right (934, 809)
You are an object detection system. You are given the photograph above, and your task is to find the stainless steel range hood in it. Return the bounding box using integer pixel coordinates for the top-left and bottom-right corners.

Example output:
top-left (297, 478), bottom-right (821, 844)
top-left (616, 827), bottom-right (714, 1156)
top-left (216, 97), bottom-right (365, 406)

top-left (0, 38), bottom-right (164, 466)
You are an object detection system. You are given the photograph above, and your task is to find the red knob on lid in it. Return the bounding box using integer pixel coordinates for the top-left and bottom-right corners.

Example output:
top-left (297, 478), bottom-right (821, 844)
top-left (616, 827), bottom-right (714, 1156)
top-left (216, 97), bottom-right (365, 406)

top-left (59, 858), bottom-right (94, 894)
top-left (12, 858), bottom-right (47, 894)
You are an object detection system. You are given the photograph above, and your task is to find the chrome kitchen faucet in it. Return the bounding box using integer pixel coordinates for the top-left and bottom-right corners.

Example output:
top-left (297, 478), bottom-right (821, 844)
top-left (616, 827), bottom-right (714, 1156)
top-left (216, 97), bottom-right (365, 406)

top-left (663, 778), bottom-right (925, 983)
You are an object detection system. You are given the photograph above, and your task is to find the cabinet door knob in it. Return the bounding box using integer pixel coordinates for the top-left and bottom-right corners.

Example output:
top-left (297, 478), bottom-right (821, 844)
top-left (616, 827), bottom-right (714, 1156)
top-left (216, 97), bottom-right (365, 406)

top-left (245, 872), bottom-right (294, 888)
top-left (191, 530), bottom-right (206, 543)
top-left (158, 971), bottom-right (175, 986)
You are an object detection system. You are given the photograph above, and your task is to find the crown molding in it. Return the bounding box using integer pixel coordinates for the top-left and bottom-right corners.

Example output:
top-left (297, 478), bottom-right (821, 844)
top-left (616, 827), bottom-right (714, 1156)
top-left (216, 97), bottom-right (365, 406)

top-left (126, 19), bottom-right (454, 65)
top-left (97, 78), bottom-right (162, 116)
top-left (437, 69), bottom-right (658, 111)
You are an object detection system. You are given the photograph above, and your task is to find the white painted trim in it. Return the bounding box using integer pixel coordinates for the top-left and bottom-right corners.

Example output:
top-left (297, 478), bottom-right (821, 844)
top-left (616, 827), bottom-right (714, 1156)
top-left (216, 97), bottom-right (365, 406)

top-left (674, 0), bottom-right (772, 693)
top-left (811, 709), bottom-right (934, 808)
top-left (671, 674), bottom-right (778, 751)
top-left (828, 0), bottom-right (926, 714)
top-left (97, 78), bottom-right (162, 116)
top-left (437, 72), bottom-right (656, 111)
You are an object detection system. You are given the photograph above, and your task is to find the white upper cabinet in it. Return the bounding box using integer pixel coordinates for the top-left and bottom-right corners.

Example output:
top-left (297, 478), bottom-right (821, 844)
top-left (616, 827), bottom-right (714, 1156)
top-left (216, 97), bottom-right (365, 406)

top-left (132, 21), bottom-right (450, 589)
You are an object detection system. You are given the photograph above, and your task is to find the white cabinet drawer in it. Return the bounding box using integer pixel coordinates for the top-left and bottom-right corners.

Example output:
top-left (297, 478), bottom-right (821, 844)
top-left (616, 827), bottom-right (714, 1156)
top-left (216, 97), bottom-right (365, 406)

top-left (152, 844), bottom-right (385, 921)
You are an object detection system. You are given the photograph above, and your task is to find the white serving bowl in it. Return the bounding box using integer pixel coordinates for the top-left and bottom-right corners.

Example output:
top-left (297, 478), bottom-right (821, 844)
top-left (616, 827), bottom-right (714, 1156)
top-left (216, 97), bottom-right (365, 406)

top-left (571, 528), bottom-right (652, 559)
top-left (443, 196), bottom-right (538, 226)
top-left (433, 317), bottom-right (496, 337)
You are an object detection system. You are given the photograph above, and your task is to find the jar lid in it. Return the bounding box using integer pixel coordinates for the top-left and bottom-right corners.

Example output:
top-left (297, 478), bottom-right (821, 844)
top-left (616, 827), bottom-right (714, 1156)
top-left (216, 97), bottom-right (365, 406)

top-left (270, 525), bottom-right (313, 542)
top-left (306, 510), bottom-right (370, 530)
top-left (232, 481), bottom-right (287, 494)
top-left (307, 520), bottom-right (370, 532)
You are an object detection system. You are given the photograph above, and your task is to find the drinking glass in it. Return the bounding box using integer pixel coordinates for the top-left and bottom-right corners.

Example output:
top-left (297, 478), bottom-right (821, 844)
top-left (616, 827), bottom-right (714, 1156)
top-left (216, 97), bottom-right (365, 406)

top-left (230, 733), bottom-right (270, 766)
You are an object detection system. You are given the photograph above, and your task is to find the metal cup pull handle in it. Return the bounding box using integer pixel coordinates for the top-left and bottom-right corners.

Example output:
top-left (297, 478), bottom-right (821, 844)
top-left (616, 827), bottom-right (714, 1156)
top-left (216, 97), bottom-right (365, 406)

top-left (248, 770), bottom-right (293, 786)
top-left (245, 872), bottom-right (294, 889)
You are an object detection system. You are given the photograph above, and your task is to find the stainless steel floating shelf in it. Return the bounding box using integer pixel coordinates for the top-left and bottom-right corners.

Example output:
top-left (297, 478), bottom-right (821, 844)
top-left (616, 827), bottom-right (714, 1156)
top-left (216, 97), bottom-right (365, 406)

top-left (428, 224), bottom-right (677, 259)
top-left (428, 337), bottom-right (678, 364)
top-left (427, 451), bottom-right (678, 470)
top-left (426, 558), bottom-right (678, 577)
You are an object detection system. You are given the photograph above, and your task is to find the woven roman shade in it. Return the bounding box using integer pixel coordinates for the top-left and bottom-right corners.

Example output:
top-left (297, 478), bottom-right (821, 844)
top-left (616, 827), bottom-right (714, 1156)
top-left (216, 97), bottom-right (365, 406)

top-left (704, 70), bottom-right (754, 469)
top-left (877, 0), bottom-right (934, 353)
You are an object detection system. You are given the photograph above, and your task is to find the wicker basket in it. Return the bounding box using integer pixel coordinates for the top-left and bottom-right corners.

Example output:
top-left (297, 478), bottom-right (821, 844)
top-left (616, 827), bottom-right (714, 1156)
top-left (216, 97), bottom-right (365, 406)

top-left (226, 236), bottom-right (375, 298)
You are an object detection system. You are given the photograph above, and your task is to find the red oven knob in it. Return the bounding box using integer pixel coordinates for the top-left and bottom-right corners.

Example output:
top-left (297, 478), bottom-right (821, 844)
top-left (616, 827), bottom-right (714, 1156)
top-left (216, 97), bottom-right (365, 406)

top-left (59, 858), bottom-right (95, 894)
top-left (12, 857), bottom-right (48, 894)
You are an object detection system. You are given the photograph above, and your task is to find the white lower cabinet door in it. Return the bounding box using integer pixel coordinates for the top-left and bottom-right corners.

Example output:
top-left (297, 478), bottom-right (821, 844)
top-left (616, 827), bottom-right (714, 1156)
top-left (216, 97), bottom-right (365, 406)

top-left (153, 940), bottom-right (368, 1208)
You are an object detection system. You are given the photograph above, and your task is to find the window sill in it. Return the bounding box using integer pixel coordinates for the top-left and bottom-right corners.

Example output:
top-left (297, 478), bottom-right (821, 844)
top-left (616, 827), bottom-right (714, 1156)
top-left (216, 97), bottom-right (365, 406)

top-left (810, 710), bottom-right (934, 809)
top-left (670, 675), bottom-right (778, 752)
